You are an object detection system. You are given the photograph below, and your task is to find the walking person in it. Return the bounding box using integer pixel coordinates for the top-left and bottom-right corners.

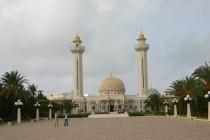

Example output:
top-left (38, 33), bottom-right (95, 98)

top-left (64, 113), bottom-right (68, 126)
top-left (54, 112), bottom-right (59, 127)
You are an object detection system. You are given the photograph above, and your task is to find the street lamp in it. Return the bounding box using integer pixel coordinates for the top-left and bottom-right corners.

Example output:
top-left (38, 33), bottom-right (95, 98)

top-left (184, 95), bottom-right (192, 119)
top-left (204, 91), bottom-right (210, 121)
top-left (172, 98), bottom-right (178, 117)
top-left (14, 99), bottom-right (23, 124)
top-left (163, 100), bottom-right (169, 115)
top-left (34, 101), bottom-right (41, 121)
top-left (48, 103), bottom-right (53, 120)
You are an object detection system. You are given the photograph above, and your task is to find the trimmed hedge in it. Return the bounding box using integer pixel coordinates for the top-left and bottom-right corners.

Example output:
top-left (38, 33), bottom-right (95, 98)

top-left (40, 112), bottom-right (49, 117)
top-left (57, 113), bottom-right (91, 118)
top-left (153, 112), bottom-right (166, 116)
top-left (128, 112), bottom-right (144, 116)
top-left (70, 113), bottom-right (91, 118)
top-left (95, 112), bottom-right (109, 114)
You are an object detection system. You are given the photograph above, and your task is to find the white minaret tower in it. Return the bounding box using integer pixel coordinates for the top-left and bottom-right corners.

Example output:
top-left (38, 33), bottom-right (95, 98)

top-left (135, 32), bottom-right (149, 97)
top-left (70, 34), bottom-right (84, 98)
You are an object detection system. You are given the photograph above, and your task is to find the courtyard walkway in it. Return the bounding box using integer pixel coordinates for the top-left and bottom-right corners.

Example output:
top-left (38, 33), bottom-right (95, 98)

top-left (0, 116), bottom-right (210, 140)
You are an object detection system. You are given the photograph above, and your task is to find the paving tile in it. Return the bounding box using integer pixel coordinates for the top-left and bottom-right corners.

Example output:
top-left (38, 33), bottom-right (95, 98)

top-left (0, 117), bottom-right (210, 140)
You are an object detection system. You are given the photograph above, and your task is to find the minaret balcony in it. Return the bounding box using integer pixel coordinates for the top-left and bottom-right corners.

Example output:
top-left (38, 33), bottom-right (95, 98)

top-left (135, 44), bottom-right (149, 52)
top-left (70, 46), bottom-right (85, 53)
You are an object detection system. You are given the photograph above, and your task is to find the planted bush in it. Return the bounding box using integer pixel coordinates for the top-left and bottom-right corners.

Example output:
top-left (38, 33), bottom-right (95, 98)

top-left (70, 113), bottom-right (91, 118)
top-left (128, 112), bottom-right (144, 116)
top-left (153, 112), bottom-right (165, 116)
top-left (57, 113), bottom-right (91, 118)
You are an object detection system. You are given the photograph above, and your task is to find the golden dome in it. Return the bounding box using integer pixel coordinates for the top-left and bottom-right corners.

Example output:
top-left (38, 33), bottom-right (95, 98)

top-left (99, 74), bottom-right (125, 95)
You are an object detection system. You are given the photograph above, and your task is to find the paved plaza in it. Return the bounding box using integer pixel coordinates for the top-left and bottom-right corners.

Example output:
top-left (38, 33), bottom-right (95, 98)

top-left (0, 116), bottom-right (210, 140)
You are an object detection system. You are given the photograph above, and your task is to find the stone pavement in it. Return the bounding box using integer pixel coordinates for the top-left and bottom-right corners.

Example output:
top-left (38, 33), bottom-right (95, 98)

top-left (0, 116), bottom-right (210, 140)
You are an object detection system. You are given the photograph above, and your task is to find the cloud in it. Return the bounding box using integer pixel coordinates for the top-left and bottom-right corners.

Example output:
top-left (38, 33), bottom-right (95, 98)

top-left (0, 0), bottom-right (210, 95)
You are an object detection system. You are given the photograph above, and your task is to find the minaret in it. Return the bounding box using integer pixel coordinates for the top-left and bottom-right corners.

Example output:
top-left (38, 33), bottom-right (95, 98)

top-left (135, 32), bottom-right (149, 97)
top-left (70, 34), bottom-right (85, 98)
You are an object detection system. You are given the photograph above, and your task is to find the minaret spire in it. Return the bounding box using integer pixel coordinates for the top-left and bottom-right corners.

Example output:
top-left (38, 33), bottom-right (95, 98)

top-left (135, 32), bottom-right (149, 97)
top-left (70, 34), bottom-right (85, 98)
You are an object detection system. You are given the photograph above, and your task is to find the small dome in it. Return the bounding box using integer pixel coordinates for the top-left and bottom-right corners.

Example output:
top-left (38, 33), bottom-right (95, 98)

top-left (148, 88), bottom-right (161, 96)
top-left (99, 74), bottom-right (125, 95)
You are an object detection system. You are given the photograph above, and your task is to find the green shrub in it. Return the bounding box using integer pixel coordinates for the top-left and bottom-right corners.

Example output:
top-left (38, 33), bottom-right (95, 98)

top-left (128, 112), bottom-right (144, 116)
top-left (95, 112), bottom-right (109, 114)
top-left (57, 113), bottom-right (91, 118)
top-left (70, 113), bottom-right (91, 118)
top-left (40, 112), bottom-right (50, 117)
top-left (153, 112), bottom-right (165, 116)
top-left (0, 118), bottom-right (4, 125)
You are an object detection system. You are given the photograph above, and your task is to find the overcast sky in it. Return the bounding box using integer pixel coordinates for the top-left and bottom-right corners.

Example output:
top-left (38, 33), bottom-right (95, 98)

top-left (0, 0), bottom-right (210, 95)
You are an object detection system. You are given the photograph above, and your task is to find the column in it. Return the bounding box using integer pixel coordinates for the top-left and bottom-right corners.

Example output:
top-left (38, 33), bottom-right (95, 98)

top-left (17, 108), bottom-right (21, 123)
top-left (36, 108), bottom-right (39, 121)
top-left (187, 103), bottom-right (191, 119)
top-left (208, 101), bottom-right (210, 121)
top-left (165, 105), bottom-right (168, 115)
top-left (49, 108), bottom-right (52, 120)
top-left (174, 104), bottom-right (177, 117)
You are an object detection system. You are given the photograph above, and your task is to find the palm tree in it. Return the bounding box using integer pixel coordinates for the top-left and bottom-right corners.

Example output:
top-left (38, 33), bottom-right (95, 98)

top-left (1, 71), bottom-right (28, 100)
top-left (169, 76), bottom-right (206, 116)
top-left (193, 63), bottom-right (210, 90)
top-left (0, 82), bottom-right (4, 118)
top-left (36, 90), bottom-right (47, 101)
top-left (63, 100), bottom-right (77, 114)
top-left (0, 82), bottom-right (2, 92)
top-left (27, 84), bottom-right (38, 99)
top-left (145, 94), bottom-right (162, 112)
top-left (183, 76), bottom-right (198, 96)
top-left (0, 71), bottom-right (28, 120)
top-left (169, 80), bottom-right (185, 97)
top-left (169, 76), bottom-right (198, 97)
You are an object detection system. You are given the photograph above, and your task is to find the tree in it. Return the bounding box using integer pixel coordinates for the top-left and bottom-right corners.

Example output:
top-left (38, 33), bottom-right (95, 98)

top-left (169, 75), bottom-right (207, 116)
top-left (193, 63), bottom-right (210, 90)
top-left (0, 82), bottom-right (4, 118)
top-left (27, 84), bottom-right (38, 99)
top-left (169, 76), bottom-right (198, 97)
top-left (37, 90), bottom-right (47, 101)
top-left (145, 94), bottom-right (162, 112)
top-left (63, 100), bottom-right (77, 114)
top-left (0, 71), bottom-right (28, 120)
top-left (169, 80), bottom-right (185, 97)
top-left (183, 76), bottom-right (198, 96)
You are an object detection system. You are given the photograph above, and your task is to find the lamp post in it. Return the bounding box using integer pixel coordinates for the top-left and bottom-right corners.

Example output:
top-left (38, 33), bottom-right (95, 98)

top-left (204, 91), bottom-right (210, 121)
top-left (172, 98), bottom-right (178, 117)
top-left (163, 100), bottom-right (169, 116)
top-left (184, 95), bottom-right (192, 119)
top-left (48, 103), bottom-right (53, 120)
top-left (34, 101), bottom-right (41, 121)
top-left (14, 99), bottom-right (23, 124)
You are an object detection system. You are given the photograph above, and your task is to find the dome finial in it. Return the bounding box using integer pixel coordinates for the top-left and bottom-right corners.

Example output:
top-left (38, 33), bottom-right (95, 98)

top-left (137, 30), bottom-right (146, 41)
top-left (73, 33), bottom-right (82, 43)
top-left (141, 28), bottom-right (143, 34)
